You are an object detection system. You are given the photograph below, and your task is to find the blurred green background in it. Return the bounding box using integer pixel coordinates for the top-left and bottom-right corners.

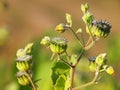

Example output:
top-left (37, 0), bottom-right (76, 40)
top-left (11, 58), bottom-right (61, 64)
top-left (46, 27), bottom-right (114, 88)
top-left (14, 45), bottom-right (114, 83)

top-left (0, 0), bottom-right (120, 90)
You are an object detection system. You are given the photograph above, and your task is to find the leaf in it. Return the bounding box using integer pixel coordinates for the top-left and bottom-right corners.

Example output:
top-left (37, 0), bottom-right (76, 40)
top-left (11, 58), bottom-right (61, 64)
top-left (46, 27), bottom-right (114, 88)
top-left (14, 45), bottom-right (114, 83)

top-left (51, 60), bottom-right (70, 85)
top-left (54, 74), bottom-right (70, 90)
top-left (66, 13), bottom-right (72, 27)
top-left (70, 54), bottom-right (77, 65)
top-left (54, 75), bottom-right (66, 90)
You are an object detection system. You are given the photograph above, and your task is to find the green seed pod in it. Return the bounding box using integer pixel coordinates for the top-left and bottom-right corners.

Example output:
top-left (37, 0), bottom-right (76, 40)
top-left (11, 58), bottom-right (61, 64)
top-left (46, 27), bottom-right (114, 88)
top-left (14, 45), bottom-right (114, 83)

top-left (16, 55), bottom-right (33, 71)
top-left (50, 37), bottom-right (67, 54)
top-left (16, 71), bottom-right (30, 86)
top-left (89, 20), bottom-right (111, 38)
top-left (55, 24), bottom-right (69, 33)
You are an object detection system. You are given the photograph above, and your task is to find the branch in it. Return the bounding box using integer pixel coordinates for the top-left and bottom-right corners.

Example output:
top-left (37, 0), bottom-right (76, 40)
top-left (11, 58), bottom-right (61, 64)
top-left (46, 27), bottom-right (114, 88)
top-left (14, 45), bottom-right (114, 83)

top-left (73, 68), bottom-right (100, 90)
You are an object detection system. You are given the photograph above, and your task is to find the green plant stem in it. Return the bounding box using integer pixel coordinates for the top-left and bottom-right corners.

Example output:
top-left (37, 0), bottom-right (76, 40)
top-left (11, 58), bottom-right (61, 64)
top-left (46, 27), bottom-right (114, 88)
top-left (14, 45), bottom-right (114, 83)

top-left (73, 49), bottom-right (85, 67)
top-left (73, 69), bottom-right (99, 90)
top-left (58, 54), bottom-right (73, 67)
top-left (70, 67), bottom-right (75, 90)
top-left (26, 73), bottom-right (37, 90)
top-left (70, 28), bottom-right (83, 48)
top-left (84, 40), bottom-right (95, 50)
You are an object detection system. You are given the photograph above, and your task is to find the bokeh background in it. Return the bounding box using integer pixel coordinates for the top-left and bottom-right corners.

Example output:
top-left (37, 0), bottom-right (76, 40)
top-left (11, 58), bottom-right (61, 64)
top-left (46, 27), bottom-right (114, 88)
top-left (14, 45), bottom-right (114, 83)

top-left (0, 0), bottom-right (120, 90)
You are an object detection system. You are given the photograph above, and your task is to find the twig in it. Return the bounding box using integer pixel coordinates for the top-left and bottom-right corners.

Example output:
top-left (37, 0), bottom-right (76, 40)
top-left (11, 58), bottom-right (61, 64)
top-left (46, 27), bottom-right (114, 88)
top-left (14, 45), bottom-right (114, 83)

top-left (70, 28), bottom-right (83, 48)
top-left (57, 54), bottom-right (73, 67)
top-left (70, 67), bottom-right (75, 90)
top-left (73, 68), bottom-right (100, 90)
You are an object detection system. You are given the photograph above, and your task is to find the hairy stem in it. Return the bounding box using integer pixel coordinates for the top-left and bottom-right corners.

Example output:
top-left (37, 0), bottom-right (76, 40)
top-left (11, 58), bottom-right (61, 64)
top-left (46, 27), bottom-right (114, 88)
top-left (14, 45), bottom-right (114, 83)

top-left (27, 73), bottom-right (37, 90)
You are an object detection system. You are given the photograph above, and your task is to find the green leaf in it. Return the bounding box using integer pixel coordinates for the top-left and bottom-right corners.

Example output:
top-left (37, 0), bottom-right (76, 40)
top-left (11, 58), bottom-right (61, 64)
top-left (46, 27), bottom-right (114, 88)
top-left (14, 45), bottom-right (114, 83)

top-left (51, 60), bottom-right (70, 85)
top-left (54, 74), bottom-right (70, 90)
top-left (66, 13), bottom-right (72, 27)
top-left (54, 75), bottom-right (66, 90)
top-left (70, 54), bottom-right (77, 65)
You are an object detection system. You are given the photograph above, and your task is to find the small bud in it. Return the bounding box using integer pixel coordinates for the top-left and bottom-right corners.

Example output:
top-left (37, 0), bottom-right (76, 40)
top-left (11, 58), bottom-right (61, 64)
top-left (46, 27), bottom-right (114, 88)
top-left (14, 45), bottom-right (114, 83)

top-left (95, 53), bottom-right (107, 66)
top-left (16, 55), bottom-right (33, 71)
top-left (40, 36), bottom-right (51, 46)
top-left (88, 57), bottom-right (97, 72)
top-left (16, 49), bottom-right (26, 58)
top-left (82, 12), bottom-right (94, 25)
top-left (55, 24), bottom-right (68, 33)
top-left (89, 20), bottom-right (111, 38)
top-left (16, 71), bottom-right (30, 86)
top-left (24, 43), bottom-right (34, 54)
top-left (105, 66), bottom-right (114, 75)
top-left (50, 37), bottom-right (67, 54)
top-left (66, 13), bottom-right (72, 27)
top-left (81, 3), bottom-right (89, 14)
top-left (76, 28), bottom-right (82, 34)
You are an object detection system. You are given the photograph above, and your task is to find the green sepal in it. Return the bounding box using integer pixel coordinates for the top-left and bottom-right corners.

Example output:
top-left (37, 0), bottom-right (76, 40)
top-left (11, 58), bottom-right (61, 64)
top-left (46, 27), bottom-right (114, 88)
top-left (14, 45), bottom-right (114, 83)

top-left (70, 54), bottom-right (77, 65)
top-left (95, 53), bottom-right (107, 66)
top-left (82, 12), bottom-right (94, 25)
top-left (89, 61), bottom-right (97, 72)
top-left (24, 43), bottom-right (34, 54)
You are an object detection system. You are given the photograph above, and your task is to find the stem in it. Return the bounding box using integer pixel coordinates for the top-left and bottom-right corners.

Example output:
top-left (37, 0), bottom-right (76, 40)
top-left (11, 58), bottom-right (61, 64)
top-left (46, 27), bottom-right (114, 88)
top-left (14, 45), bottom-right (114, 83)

top-left (84, 41), bottom-right (95, 50)
top-left (73, 49), bottom-right (85, 67)
top-left (70, 28), bottom-right (83, 48)
top-left (57, 54), bottom-right (73, 67)
top-left (26, 73), bottom-right (37, 90)
top-left (70, 67), bottom-right (75, 90)
top-left (73, 69), bottom-right (100, 90)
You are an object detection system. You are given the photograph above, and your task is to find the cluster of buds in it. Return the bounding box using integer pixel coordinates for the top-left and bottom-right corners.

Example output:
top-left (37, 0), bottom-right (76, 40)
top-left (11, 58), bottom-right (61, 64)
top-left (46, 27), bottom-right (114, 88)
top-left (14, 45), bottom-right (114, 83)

top-left (89, 53), bottom-right (114, 75)
top-left (41, 36), bottom-right (67, 54)
top-left (16, 43), bottom-right (34, 86)
top-left (81, 3), bottom-right (111, 38)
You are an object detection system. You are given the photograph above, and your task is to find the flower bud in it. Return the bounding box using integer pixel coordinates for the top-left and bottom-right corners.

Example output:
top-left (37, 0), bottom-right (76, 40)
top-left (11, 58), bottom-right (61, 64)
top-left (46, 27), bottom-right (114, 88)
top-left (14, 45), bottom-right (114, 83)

top-left (40, 36), bottom-right (50, 46)
top-left (16, 71), bottom-right (30, 86)
top-left (16, 55), bottom-right (33, 71)
top-left (89, 20), bottom-right (111, 38)
top-left (16, 49), bottom-right (26, 58)
top-left (55, 24), bottom-right (69, 33)
top-left (105, 66), bottom-right (114, 75)
top-left (82, 12), bottom-right (94, 25)
top-left (88, 57), bottom-right (97, 72)
top-left (81, 3), bottom-right (89, 14)
top-left (50, 37), bottom-right (67, 54)
top-left (24, 43), bottom-right (34, 54)
top-left (95, 53), bottom-right (107, 66)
